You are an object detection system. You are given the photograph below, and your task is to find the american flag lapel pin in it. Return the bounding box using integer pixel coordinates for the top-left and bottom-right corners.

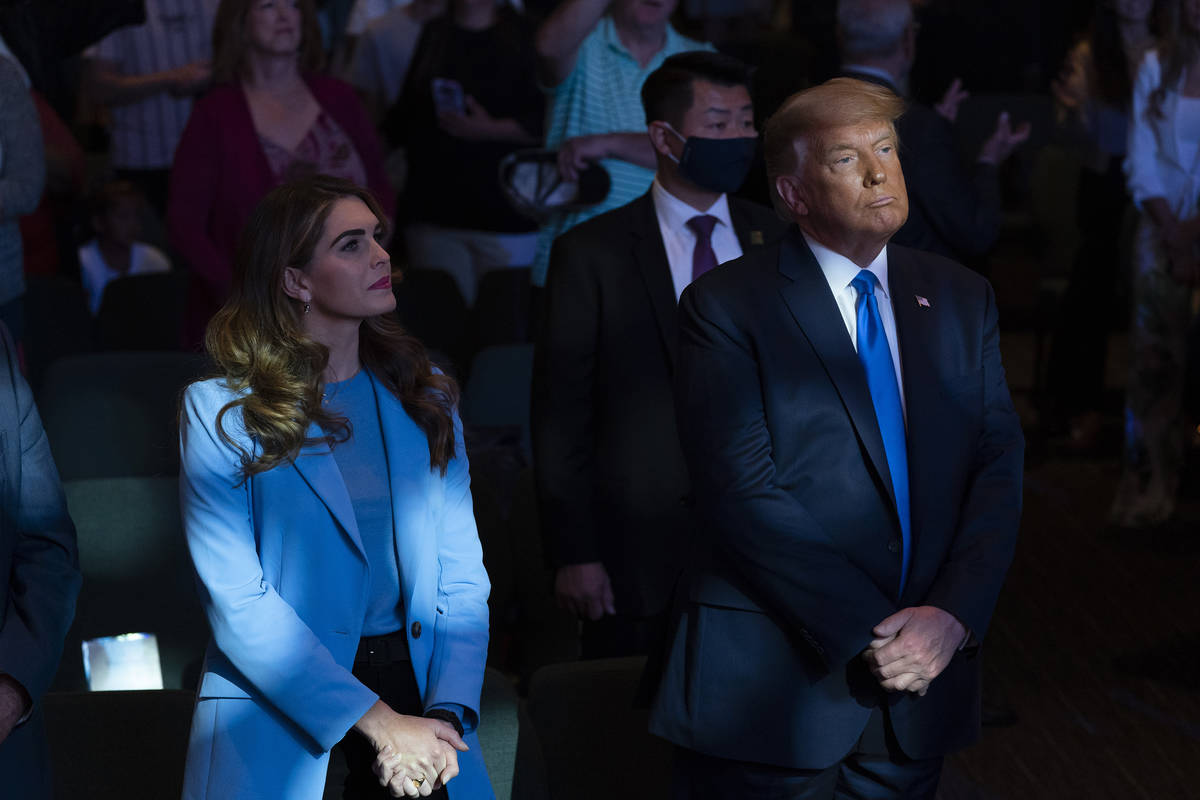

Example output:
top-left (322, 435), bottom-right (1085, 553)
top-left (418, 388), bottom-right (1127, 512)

top-left (915, 295), bottom-right (931, 308)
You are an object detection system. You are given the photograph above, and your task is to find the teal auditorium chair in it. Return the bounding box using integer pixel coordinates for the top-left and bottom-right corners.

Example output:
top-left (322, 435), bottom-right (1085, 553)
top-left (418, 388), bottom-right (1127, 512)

top-left (43, 689), bottom-right (194, 799)
top-left (39, 351), bottom-right (209, 480)
top-left (519, 657), bottom-right (672, 800)
top-left (96, 271), bottom-right (189, 351)
top-left (462, 344), bottom-right (534, 454)
top-left (54, 477), bottom-right (208, 693)
top-left (479, 667), bottom-right (521, 800)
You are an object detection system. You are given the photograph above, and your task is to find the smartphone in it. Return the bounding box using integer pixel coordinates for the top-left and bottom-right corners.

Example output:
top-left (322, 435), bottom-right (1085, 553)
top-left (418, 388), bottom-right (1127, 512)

top-left (432, 77), bottom-right (466, 115)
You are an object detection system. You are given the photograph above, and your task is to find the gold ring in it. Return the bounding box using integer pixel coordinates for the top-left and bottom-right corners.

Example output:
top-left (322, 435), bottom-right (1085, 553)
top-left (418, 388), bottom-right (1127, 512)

top-left (412, 776), bottom-right (425, 788)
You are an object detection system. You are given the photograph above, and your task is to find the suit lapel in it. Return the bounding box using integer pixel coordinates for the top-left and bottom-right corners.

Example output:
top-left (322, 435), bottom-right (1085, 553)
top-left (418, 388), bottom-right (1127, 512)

top-left (888, 249), bottom-right (938, 555)
top-left (776, 232), bottom-right (897, 510)
top-left (729, 199), bottom-right (766, 253)
top-left (631, 193), bottom-right (681, 372)
top-left (291, 424), bottom-right (365, 560)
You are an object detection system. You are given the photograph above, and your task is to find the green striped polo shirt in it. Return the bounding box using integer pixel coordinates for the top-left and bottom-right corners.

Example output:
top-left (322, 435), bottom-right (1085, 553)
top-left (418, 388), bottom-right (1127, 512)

top-left (532, 16), bottom-right (712, 286)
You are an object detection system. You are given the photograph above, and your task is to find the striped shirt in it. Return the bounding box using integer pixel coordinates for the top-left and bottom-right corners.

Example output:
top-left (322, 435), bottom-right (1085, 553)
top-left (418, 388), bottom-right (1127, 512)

top-left (86, 0), bottom-right (217, 170)
top-left (532, 16), bottom-right (711, 286)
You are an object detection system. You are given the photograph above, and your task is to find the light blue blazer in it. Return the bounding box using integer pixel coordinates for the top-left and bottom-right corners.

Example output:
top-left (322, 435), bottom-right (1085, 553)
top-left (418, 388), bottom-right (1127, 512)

top-left (179, 376), bottom-right (493, 800)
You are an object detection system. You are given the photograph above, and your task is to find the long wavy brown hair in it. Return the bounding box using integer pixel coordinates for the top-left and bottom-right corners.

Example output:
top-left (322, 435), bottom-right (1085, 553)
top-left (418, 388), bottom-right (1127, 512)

top-left (205, 175), bottom-right (459, 480)
top-left (1149, 0), bottom-right (1200, 119)
top-left (211, 0), bottom-right (325, 85)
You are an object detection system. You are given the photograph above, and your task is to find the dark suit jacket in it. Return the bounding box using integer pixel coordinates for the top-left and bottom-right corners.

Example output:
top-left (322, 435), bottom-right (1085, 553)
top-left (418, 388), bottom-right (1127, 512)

top-left (842, 69), bottom-right (1002, 262)
top-left (532, 191), bottom-right (787, 617)
top-left (649, 230), bottom-right (1023, 768)
top-left (0, 323), bottom-right (80, 797)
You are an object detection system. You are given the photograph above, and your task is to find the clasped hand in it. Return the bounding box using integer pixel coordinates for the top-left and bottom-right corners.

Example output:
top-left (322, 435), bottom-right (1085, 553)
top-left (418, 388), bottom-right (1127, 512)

top-left (355, 701), bottom-right (468, 797)
top-left (861, 606), bottom-right (966, 697)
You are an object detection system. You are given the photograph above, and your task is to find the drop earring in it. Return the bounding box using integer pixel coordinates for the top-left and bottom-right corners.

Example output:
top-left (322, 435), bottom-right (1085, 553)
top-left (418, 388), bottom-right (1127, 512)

top-left (303, 301), bottom-right (311, 314)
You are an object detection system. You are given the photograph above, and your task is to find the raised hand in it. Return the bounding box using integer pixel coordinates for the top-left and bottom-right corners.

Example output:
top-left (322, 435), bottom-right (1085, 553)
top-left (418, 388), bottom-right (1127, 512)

top-left (978, 111), bottom-right (1032, 165)
top-left (934, 78), bottom-right (970, 123)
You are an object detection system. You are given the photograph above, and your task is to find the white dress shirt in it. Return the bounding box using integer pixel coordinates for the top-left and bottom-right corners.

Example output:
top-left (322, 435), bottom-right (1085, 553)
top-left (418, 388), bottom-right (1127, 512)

top-left (803, 231), bottom-right (906, 417)
top-left (651, 178), bottom-right (743, 300)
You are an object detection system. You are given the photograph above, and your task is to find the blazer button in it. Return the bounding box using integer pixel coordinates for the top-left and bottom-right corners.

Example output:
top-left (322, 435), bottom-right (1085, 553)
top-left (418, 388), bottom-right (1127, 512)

top-left (887, 540), bottom-right (901, 554)
top-left (411, 621), bottom-right (422, 639)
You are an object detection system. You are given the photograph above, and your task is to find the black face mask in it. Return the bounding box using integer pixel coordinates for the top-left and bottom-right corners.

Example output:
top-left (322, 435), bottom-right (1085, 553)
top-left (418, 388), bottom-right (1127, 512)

top-left (666, 126), bottom-right (757, 194)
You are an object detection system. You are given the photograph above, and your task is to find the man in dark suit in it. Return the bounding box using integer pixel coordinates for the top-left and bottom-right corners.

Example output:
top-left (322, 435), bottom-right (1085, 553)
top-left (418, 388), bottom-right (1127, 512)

top-left (650, 77), bottom-right (1023, 797)
top-left (533, 51), bottom-right (786, 658)
top-left (0, 322), bottom-right (80, 798)
top-left (836, 0), bottom-right (1030, 264)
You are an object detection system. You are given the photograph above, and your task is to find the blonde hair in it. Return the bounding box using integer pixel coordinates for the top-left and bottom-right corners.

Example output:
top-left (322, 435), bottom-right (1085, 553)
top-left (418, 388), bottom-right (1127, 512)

top-left (763, 78), bottom-right (906, 217)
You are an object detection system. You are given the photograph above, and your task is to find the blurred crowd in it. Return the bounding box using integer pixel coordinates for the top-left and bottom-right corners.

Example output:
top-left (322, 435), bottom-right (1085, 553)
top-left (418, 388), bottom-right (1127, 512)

top-left (3, 0), bottom-right (1200, 796)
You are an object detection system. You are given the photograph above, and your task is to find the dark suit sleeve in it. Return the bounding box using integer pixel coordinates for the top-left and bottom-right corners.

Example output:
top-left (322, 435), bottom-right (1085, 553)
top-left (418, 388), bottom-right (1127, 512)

top-left (923, 281), bottom-right (1023, 641)
top-left (676, 284), bottom-right (897, 670)
top-left (0, 326), bottom-right (80, 707)
top-left (532, 234), bottom-right (603, 566)
top-left (905, 113), bottom-right (1002, 258)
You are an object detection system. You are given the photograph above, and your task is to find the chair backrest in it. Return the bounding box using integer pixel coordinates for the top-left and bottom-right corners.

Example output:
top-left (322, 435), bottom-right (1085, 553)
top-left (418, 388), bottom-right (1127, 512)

top-left (462, 344), bottom-right (534, 452)
top-left (54, 477), bottom-right (208, 693)
top-left (480, 667), bottom-right (520, 800)
top-left (39, 351), bottom-right (209, 480)
top-left (23, 275), bottom-right (94, 391)
top-left (473, 268), bottom-right (532, 350)
top-left (393, 267), bottom-right (472, 375)
top-left (43, 689), bottom-right (194, 799)
top-left (96, 271), bottom-right (188, 351)
top-left (522, 657), bottom-right (672, 800)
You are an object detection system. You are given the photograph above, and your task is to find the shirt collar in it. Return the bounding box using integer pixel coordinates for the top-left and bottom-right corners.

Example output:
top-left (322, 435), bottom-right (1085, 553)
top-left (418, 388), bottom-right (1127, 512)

top-left (801, 231), bottom-right (891, 300)
top-left (651, 178), bottom-right (734, 236)
top-left (601, 15), bottom-right (681, 61)
top-left (841, 63), bottom-right (901, 91)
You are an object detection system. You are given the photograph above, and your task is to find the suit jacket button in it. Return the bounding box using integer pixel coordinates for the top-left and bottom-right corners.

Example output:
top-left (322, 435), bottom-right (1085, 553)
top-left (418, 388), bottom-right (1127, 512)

top-left (411, 621), bottom-right (422, 638)
top-left (679, 494), bottom-right (693, 507)
top-left (887, 540), bottom-right (900, 554)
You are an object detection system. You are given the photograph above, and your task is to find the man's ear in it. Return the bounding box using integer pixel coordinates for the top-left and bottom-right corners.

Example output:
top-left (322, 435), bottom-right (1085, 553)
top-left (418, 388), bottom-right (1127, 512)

top-left (647, 121), bottom-right (679, 159)
top-left (775, 175), bottom-right (808, 218)
top-left (281, 266), bottom-right (311, 303)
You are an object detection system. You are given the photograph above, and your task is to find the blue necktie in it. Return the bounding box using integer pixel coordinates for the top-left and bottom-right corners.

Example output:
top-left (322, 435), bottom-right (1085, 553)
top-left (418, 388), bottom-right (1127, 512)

top-left (850, 270), bottom-right (911, 596)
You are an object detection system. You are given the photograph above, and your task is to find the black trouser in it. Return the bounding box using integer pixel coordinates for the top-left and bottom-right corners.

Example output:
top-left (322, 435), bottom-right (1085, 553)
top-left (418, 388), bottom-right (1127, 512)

top-left (335, 630), bottom-right (449, 799)
top-left (671, 707), bottom-right (943, 800)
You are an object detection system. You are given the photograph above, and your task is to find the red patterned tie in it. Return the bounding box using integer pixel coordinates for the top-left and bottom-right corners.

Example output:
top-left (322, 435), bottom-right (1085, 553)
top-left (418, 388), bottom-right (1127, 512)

top-left (687, 214), bottom-right (719, 281)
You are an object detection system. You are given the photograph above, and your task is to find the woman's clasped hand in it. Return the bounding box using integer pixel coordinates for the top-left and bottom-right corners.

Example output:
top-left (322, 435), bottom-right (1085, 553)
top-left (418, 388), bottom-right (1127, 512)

top-left (357, 701), bottom-right (468, 798)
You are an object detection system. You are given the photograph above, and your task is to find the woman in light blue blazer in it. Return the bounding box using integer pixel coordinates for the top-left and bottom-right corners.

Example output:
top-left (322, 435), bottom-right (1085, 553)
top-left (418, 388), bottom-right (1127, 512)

top-left (179, 175), bottom-right (492, 800)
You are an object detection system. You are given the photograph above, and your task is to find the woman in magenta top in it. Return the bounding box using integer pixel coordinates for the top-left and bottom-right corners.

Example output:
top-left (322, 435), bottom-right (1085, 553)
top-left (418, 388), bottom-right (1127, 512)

top-left (168, 0), bottom-right (395, 348)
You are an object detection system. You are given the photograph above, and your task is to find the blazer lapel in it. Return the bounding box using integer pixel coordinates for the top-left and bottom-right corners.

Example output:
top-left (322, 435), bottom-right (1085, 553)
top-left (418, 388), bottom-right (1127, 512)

top-left (776, 232), bottom-right (898, 511)
top-left (291, 424), bottom-right (365, 560)
top-left (631, 193), bottom-right (681, 371)
top-left (374, 379), bottom-right (433, 608)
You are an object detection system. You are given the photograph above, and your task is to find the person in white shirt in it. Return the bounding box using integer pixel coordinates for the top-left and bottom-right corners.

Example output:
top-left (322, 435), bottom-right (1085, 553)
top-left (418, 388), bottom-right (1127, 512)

top-left (78, 181), bottom-right (172, 316)
top-left (84, 0), bottom-right (217, 214)
top-left (532, 51), bottom-right (785, 659)
top-left (1114, 0), bottom-right (1200, 528)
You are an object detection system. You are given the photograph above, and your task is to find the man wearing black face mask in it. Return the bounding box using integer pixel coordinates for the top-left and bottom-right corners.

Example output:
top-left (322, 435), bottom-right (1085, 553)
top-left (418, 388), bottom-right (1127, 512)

top-left (533, 51), bottom-right (786, 659)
